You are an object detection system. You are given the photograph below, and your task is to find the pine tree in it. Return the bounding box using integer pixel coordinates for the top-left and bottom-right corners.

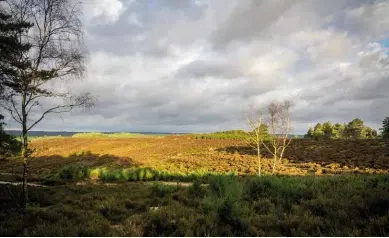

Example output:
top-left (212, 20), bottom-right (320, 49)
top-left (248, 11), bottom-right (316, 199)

top-left (347, 118), bottom-right (365, 139)
top-left (322, 121), bottom-right (333, 139)
top-left (0, 3), bottom-right (31, 156)
top-left (380, 117), bottom-right (389, 139)
top-left (0, 114), bottom-right (21, 155)
top-left (0, 5), bottom-right (32, 100)
top-left (305, 127), bottom-right (313, 138)
top-left (333, 123), bottom-right (345, 139)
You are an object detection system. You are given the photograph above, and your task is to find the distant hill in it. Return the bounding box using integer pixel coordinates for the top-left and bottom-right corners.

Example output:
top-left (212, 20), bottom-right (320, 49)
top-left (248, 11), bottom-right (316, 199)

top-left (5, 130), bottom-right (183, 137)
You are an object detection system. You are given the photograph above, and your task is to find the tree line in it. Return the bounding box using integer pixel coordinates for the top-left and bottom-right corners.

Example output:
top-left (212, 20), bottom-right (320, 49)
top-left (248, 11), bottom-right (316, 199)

top-left (304, 118), bottom-right (379, 140)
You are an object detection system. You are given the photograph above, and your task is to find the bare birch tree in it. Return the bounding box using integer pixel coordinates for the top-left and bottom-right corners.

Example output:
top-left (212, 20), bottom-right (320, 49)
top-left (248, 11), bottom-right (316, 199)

top-left (263, 100), bottom-right (292, 174)
top-left (1, 0), bottom-right (93, 211)
top-left (245, 105), bottom-right (265, 176)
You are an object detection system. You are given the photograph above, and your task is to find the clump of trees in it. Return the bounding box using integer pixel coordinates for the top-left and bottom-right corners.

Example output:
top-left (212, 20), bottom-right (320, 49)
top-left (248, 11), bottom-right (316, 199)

top-left (305, 118), bottom-right (377, 140)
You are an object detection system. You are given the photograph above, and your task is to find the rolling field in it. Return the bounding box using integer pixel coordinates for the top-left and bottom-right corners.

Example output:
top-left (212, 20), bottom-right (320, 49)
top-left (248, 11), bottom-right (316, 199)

top-left (1, 136), bottom-right (389, 236)
top-left (1, 136), bottom-right (388, 179)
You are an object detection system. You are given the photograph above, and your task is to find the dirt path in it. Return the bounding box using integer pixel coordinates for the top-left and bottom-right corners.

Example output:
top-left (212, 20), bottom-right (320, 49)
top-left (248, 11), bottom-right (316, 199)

top-left (75, 181), bottom-right (205, 187)
top-left (0, 179), bottom-right (199, 188)
top-left (0, 181), bottom-right (47, 187)
top-left (0, 171), bottom-right (206, 188)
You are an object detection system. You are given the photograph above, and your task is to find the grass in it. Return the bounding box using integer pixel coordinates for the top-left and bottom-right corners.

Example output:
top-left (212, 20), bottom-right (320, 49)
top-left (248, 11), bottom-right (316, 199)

top-left (1, 174), bottom-right (389, 236)
top-left (71, 132), bottom-right (148, 138)
top-left (2, 137), bottom-right (388, 178)
top-left (14, 132), bottom-right (165, 142)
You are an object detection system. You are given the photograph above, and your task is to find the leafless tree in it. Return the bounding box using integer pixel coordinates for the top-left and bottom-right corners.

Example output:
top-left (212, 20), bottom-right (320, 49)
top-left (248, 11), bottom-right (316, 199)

top-left (1, 0), bottom-right (94, 212)
top-left (245, 105), bottom-right (265, 176)
top-left (262, 100), bottom-right (292, 174)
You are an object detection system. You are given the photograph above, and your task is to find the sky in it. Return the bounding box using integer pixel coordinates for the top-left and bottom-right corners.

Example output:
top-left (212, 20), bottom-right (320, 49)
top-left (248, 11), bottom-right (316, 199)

top-left (4, 0), bottom-right (389, 134)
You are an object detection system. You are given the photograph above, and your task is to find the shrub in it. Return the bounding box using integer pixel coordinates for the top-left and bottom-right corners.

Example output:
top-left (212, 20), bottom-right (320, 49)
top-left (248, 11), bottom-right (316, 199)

top-left (143, 168), bottom-right (155, 181)
top-left (150, 184), bottom-right (181, 198)
top-left (58, 164), bottom-right (90, 181)
top-left (202, 175), bottom-right (252, 235)
top-left (99, 169), bottom-right (128, 182)
top-left (188, 179), bottom-right (205, 197)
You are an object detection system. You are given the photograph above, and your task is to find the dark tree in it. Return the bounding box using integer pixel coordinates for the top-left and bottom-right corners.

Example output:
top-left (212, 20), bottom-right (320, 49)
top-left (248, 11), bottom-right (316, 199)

top-left (304, 127), bottom-right (313, 138)
top-left (0, 0), bottom-right (32, 103)
top-left (0, 114), bottom-right (21, 155)
top-left (380, 117), bottom-right (389, 139)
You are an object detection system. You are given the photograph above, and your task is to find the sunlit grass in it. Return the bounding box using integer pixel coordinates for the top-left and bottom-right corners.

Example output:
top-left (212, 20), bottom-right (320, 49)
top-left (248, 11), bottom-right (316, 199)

top-left (15, 132), bottom-right (166, 141)
top-left (51, 165), bottom-right (234, 183)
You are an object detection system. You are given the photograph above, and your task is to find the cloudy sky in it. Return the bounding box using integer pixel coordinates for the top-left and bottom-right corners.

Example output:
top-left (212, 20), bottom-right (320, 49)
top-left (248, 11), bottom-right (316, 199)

top-left (5, 0), bottom-right (389, 134)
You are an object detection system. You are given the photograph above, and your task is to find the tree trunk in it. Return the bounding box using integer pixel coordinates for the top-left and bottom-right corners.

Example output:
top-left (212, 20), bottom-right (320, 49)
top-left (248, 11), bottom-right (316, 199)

top-left (22, 128), bottom-right (28, 236)
top-left (279, 146), bottom-right (286, 164)
top-left (257, 145), bottom-right (261, 176)
top-left (272, 147), bottom-right (277, 174)
top-left (21, 128), bottom-right (28, 209)
top-left (21, 92), bottom-right (28, 236)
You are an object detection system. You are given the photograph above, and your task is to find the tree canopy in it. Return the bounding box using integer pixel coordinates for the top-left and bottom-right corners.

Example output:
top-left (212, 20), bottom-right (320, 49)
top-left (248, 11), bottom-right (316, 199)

top-left (305, 119), bottom-right (377, 140)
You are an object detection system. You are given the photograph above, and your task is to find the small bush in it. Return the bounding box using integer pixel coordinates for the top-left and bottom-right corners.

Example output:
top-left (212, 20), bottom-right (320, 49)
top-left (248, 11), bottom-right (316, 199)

top-left (150, 184), bottom-right (181, 198)
top-left (188, 179), bottom-right (205, 197)
top-left (202, 175), bottom-right (252, 235)
top-left (59, 164), bottom-right (90, 181)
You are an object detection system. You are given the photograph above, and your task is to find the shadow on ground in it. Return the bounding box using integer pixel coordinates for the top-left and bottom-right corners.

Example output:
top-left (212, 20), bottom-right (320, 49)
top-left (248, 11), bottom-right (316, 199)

top-left (0, 151), bottom-right (139, 177)
top-left (217, 139), bottom-right (389, 170)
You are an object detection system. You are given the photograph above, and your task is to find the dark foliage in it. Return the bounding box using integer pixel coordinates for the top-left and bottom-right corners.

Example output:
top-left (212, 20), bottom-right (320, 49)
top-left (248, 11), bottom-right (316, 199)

top-left (0, 114), bottom-right (21, 155)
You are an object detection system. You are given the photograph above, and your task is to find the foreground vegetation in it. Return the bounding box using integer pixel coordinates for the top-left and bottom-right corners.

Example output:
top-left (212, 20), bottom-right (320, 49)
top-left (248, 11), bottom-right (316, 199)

top-left (1, 174), bottom-right (389, 236)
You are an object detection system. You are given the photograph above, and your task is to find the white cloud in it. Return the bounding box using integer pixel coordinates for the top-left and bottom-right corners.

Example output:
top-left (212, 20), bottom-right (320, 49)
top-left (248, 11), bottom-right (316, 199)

top-left (83, 0), bottom-right (127, 24)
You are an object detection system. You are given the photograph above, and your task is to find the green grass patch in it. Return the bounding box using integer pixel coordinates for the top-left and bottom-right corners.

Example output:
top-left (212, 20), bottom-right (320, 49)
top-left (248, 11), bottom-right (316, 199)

top-left (52, 165), bottom-right (231, 184)
top-left (192, 128), bottom-right (270, 140)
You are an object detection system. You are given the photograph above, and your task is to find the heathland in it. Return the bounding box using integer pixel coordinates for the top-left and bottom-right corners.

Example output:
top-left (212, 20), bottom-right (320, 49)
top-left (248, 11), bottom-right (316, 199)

top-left (1, 134), bottom-right (389, 236)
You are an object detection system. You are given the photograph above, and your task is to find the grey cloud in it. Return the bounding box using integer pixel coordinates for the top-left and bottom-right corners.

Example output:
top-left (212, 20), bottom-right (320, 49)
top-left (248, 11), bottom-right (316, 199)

top-left (210, 0), bottom-right (298, 48)
top-left (175, 60), bottom-right (242, 79)
top-left (4, 0), bottom-right (389, 135)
